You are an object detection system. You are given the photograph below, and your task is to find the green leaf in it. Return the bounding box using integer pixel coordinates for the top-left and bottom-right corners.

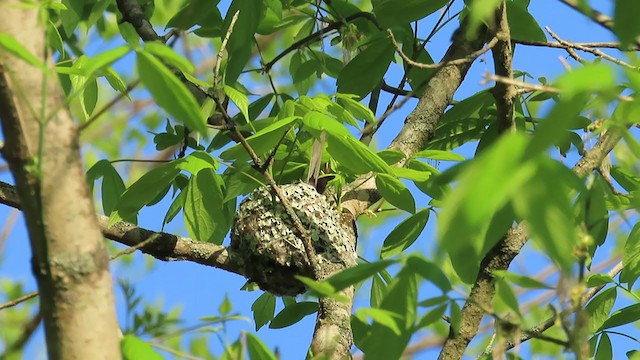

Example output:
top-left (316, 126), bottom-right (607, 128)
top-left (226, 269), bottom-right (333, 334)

top-left (225, 85), bottom-right (251, 126)
top-left (183, 168), bottom-right (228, 244)
top-left (438, 133), bottom-right (536, 283)
top-left (373, 0), bottom-right (448, 27)
top-left (325, 260), bottom-right (396, 291)
top-left (136, 51), bottom-right (206, 134)
top-left (111, 162), bottom-right (181, 223)
top-left (326, 133), bottom-right (393, 175)
top-left (600, 303), bottom-right (640, 330)
top-left (377, 149), bottom-right (405, 165)
top-left (86, 160), bottom-right (126, 216)
top-left (356, 308), bottom-right (402, 336)
top-left (449, 301), bottom-right (462, 336)
top-left (381, 209), bottom-right (429, 258)
top-left (527, 95), bottom-right (589, 155)
top-left (163, 187), bottom-right (186, 225)
top-left (251, 292), bottom-right (276, 331)
top-left (621, 223), bottom-right (640, 286)
top-left (0, 33), bottom-right (45, 68)
top-left (512, 160), bottom-right (580, 272)
top-left (220, 116), bottom-right (299, 161)
top-left (335, 93), bottom-right (375, 123)
top-left (402, 40), bottom-right (434, 96)
top-left (371, 274), bottom-right (387, 308)
top-left (495, 279), bottom-right (521, 318)
top-left (121, 335), bottom-right (163, 360)
top-left (506, 1), bottom-right (546, 42)
top-left (392, 167), bottom-right (430, 182)
top-left (337, 36), bottom-right (395, 98)
top-left (610, 165), bottom-right (640, 193)
top-left (413, 150), bottom-right (465, 161)
top-left (359, 269), bottom-right (417, 360)
top-left (406, 255), bottom-right (452, 292)
top-left (614, 0), bottom-right (640, 48)
top-left (269, 302), bottom-right (318, 329)
top-left (224, 0), bottom-right (264, 54)
top-left (166, 0), bottom-right (222, 30)
top-left (219, 294), bottom-right (232, 315)
top-left (595, 333), bottom-right (612, 360)
top-left (492, 270), bottom-right (553, 289)
top-left (246, 333), bottom-right (276, 360)
top-left (586, 287), bottom-right (616, 334)
top-left (177, 151), bottom-right (219, 174)
top-left (466, 0), bottom-right (502, 37)
top-left (144, 42), bottom-right (195, 74)
top-left (376, 174), bottom-right (415, 213)
top-left (416, 304), bottom-right (447, 329)
top-left (555, 64), bottom-right (616, 99)
top-left (81, 46), bottom-right (130, 77)
top-left (586, 274), bottom-right (615, 288)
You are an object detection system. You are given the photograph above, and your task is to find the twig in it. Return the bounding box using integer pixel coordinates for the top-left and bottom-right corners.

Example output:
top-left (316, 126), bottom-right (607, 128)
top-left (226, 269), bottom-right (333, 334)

top-left (110, 233), bottom-right (161, 260)
top-left (545, 27), bottom-right (638, 70)
top-left (213, 10), bottom-right (240, 90)
top-left (388, 29), bottom-right (499, 70)
top-left (483, 73), bottom-right (560, 94)
top-left (513, 39), bottom-right (637, 51)
top-left (0, 291), bottom-right (38, 310)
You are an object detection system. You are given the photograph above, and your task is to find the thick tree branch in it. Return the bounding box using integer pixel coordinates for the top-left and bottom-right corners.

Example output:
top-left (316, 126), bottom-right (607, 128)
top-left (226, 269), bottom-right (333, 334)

top-left (491, 2), bottom-right (516, 134)
top-left (437, 128), bottom-right (625, 360)
top-left (0, 180), bottom-right (245, 276)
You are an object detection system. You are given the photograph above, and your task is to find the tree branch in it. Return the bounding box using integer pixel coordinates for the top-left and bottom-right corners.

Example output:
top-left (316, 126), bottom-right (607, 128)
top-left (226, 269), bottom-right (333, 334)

top-left (0, 180), bottom-right (246, 276)
top-left (437, 128), bottom-right (625, 360)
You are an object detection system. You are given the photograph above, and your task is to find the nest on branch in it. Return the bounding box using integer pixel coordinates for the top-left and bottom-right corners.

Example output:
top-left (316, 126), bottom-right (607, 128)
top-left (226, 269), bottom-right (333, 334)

top-left (231, 182), bottom-right (355, 296)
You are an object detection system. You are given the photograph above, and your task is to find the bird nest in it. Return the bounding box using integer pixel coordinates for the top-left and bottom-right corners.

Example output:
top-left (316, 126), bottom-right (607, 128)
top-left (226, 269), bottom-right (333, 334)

top-left (231, 182), bottom-right (354, 296)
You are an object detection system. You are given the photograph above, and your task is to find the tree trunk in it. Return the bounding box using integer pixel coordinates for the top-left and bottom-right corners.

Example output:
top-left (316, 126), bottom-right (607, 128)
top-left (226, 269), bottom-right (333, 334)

top-left (0, 1), bottom-right (121, 358)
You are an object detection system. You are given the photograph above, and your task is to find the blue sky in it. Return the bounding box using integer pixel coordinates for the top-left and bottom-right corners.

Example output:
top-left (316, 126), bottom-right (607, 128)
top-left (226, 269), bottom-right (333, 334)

top-left (1, 1), bottom-right (638, 359)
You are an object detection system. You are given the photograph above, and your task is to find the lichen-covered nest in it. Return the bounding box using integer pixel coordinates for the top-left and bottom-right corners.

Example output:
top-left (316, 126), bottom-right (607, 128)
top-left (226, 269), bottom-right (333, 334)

top-left (231, 182), bottom-right (354, 296)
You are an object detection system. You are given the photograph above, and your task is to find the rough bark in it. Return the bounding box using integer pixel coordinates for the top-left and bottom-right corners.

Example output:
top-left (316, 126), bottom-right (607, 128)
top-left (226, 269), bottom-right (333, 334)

top-left (0, 1), bottom-right (120, 358)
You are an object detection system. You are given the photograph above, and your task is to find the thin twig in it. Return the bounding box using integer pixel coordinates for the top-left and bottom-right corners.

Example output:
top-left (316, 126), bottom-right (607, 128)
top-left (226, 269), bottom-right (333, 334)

top-left (388, 29), bottom-right (499, 70)
top-left (214, 10), bottom-right (240, 90)
top-left (110, 233), bottom-right (161, 260)
top-left (513, 39), bottom-right (637, 51)
top-left (0, 291), bottom-right (38, 310)
top-left (483, 73), bottom-right (561, 93)
top-left (545, 27), bottom-right (638, 70)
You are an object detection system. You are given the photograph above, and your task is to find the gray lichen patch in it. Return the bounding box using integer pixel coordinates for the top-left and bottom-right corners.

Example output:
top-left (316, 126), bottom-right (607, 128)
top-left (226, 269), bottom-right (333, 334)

top-left (231, 182), bottom-right (355, 296)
